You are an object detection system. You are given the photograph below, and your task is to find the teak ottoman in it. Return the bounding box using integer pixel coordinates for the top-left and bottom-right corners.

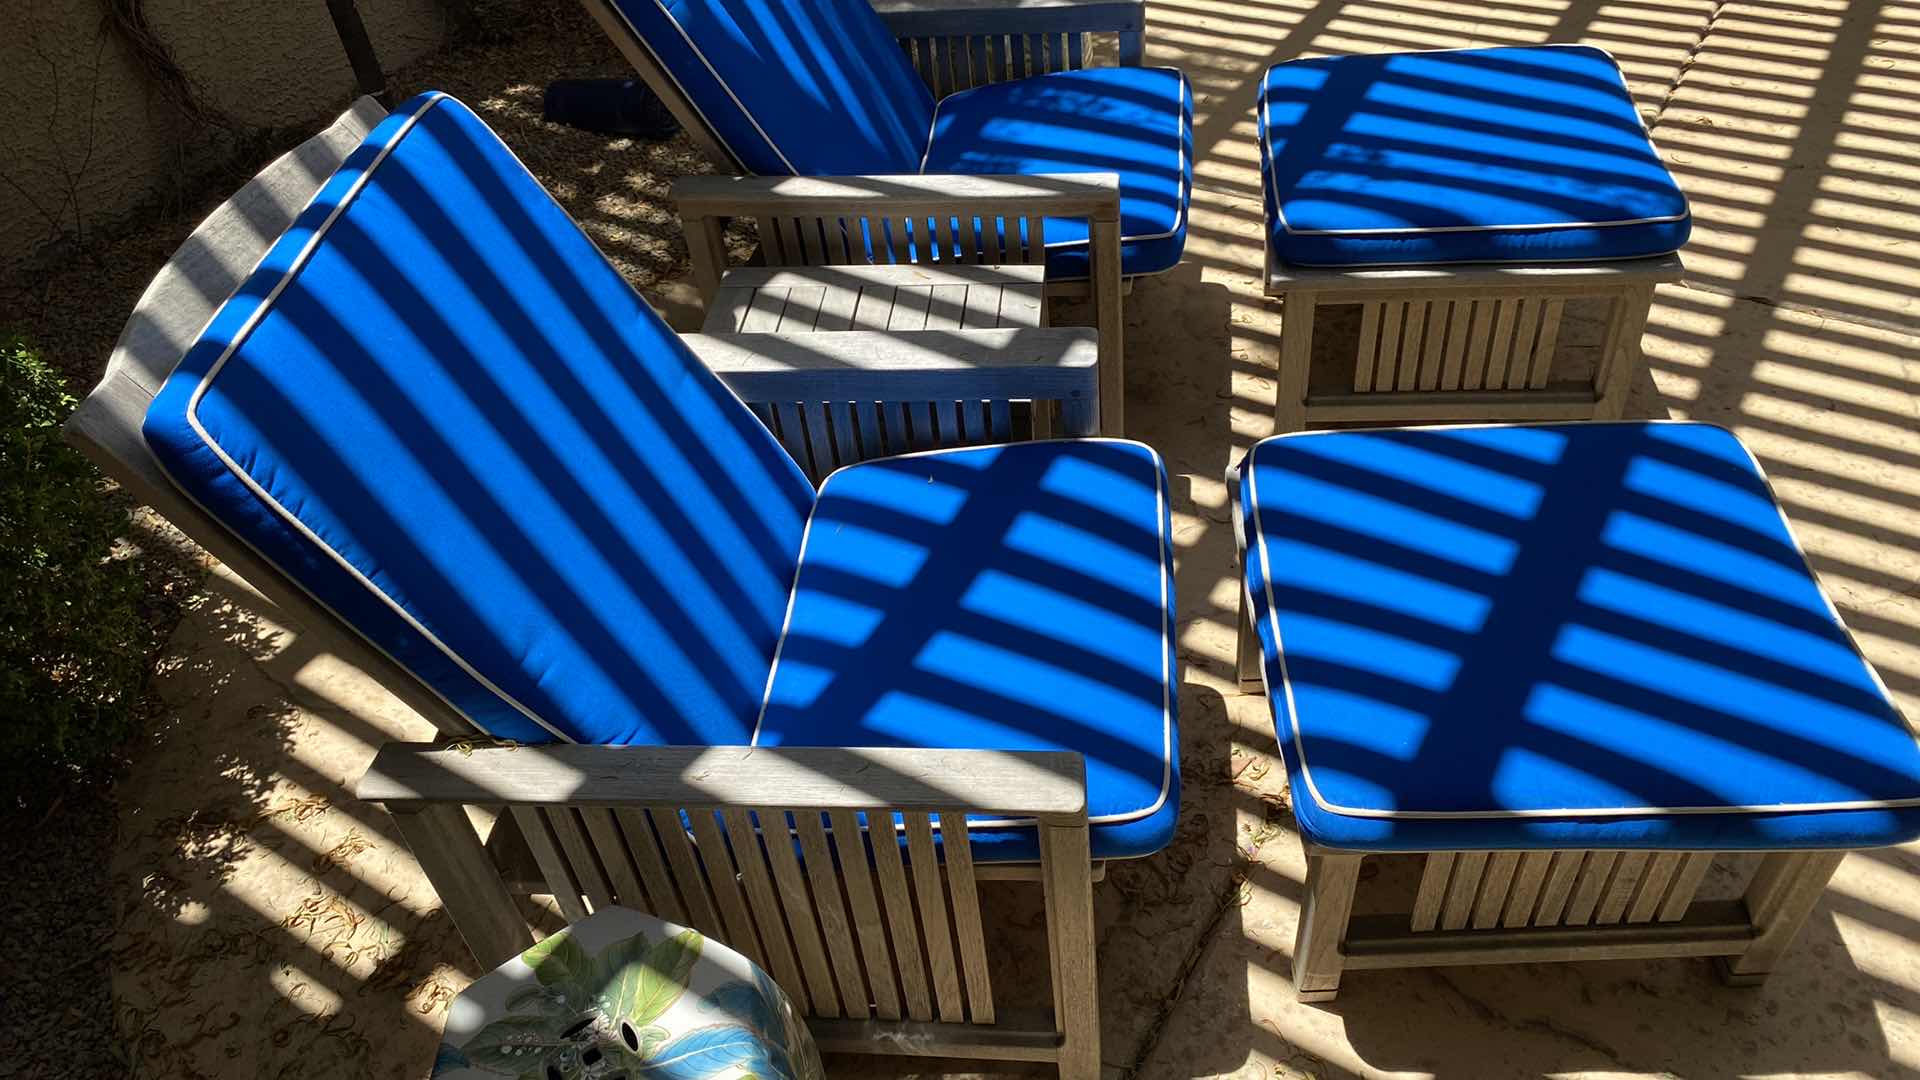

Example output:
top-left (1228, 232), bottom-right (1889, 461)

top-left (1257, 46), bottom-right (1689, 430)
top-left (1232, 421), bottom-right (1920, 1001)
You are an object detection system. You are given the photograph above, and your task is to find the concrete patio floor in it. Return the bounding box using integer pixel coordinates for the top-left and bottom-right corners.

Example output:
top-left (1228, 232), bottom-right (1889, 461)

top-left (105, 0), bottom-right (1920, 1076)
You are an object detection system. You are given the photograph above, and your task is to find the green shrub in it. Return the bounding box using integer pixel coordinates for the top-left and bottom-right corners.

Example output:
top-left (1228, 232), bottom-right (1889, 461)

top-left (0, 339), bottom-right (149, 802)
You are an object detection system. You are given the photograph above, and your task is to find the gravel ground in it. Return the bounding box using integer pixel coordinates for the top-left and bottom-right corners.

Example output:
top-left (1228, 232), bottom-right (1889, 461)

top-left (0, 3), bottom-right (714, 1074)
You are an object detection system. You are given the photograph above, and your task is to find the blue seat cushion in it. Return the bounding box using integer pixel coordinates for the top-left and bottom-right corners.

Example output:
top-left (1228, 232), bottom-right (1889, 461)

top-left (1258, 45), bottom-right (1690, 266)
top-left (1240, 422), bottom-right (1920, 851)
top-left (603, 0), bottom-right (935, 174)
top-left (922, 67), bottom-right (1193, 279)
top-left (757, 441), bottom-right (1180, 861)
top-left (142, 92), bottom-right (816, 748)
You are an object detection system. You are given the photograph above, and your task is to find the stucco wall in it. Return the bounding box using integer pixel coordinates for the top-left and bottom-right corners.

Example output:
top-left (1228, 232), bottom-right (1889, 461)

top-left (0, 0), bottom-right (454, 278)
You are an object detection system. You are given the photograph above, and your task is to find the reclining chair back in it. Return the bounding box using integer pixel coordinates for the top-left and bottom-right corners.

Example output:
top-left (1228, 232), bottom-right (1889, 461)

top-left (591, 0), bottom-right (937, 175)
top-left (74, 92), bottom-right (817, 749)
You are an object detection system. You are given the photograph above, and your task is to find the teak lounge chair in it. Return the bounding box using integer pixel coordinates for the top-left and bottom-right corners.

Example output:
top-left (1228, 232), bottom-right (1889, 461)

top-left (582, 0), bottom-right (1195, 434)
top-left (65, 92), bottom-right (1181, 1078)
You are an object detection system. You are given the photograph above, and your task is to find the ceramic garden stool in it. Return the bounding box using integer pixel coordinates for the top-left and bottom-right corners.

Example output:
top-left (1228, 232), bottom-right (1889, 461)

top-left (432, 906), bottom-right (823, 1079)
top-left (1230, 421), bottom-right (1920, 1002)
top-left (1257, 45), bottom-right (1689, 431)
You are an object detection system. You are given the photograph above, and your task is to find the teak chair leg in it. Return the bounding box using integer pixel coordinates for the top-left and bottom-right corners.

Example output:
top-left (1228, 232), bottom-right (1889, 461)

top-left (1236, 584), bottom-right (1265, 694)
top-left (1274, 290), bottom-right (1314, 433)
top-left (1293, 853), bottom-right (1363, 1002)
top-left (1718, 851), bottom-right (1846, 986)
top-left (1042, 821), bottom-right (1101, 1080)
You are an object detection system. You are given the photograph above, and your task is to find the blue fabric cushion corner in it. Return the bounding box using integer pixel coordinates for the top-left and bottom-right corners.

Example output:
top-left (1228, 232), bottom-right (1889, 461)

top-left (923, 66), bottom-right (1194, 279)
top-left (1240, 422), bottom-right (1920, 851)
top-left (758, 441), bottom-right (1181, 860)
top-left (1257, 45), bottom-right (1690, 266)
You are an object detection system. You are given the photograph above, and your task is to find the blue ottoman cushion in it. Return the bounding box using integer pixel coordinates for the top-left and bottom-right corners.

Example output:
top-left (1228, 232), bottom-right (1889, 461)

top-left (1258, 45), bottom-right (1690, 266)
top-left (922, 66), bottom-right (1194, 279)
top-left (758, 440), bottom-right (1180, 860)
top-left (1240, 422), bottom-right (1920, 851)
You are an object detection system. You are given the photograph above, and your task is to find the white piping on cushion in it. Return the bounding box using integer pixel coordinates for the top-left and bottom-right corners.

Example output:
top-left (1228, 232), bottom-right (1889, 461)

top-left (917, 70), bottom-right (1192, 251)
top-left (751, 437), bottom-right (1177, 836)
top-left (1245, 419), bottom-right (1920, 822)
top-left (1259, 44), bottom-right (1691, 239)
top-left (179, 93), bottom-right (581, 743)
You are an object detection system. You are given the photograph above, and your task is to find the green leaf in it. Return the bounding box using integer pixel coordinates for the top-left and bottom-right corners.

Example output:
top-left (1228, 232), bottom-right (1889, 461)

top-left (520, 929), bottom-right (595, 988)
top-left (619, 928), bottom-right (704, 1026)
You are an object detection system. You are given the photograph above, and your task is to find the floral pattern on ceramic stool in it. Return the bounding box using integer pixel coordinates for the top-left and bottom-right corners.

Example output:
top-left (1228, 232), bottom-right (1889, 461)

top-left (432, 906), bottom-right (824, 1080)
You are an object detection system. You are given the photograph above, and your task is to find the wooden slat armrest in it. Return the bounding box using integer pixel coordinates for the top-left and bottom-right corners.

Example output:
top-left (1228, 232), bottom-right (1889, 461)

top-left (357, 744), bottom-right (1088, 819)
top-left (870, 0), bottom-right (1146, 38)
top-left (684, 327), bottom-right (1098, 402)
top-left (671, 172), bottom-right (1121, 222)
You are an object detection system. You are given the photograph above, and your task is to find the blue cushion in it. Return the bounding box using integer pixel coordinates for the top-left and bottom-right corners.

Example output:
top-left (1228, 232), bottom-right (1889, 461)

top-left (1257, 46), bottom-right (1690, 266)
top-left (1240, 422), bottom-right (1920, 851)
top-left (922, 66), bottom-right (1193, 279)
top-left (602, 0), bottom-right (934, 174)
top-left (757, 441), bottom-right (1180, 860)
top-left (143, 93), bottom-right (816, 748)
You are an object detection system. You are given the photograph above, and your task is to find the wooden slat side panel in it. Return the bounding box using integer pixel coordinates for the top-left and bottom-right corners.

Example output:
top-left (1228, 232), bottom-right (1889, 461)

top-left (612, 807), bottom-right (685, 925)
top-left (1438, 300), bottom-right (1471, 390)
top-left (720, 808), bottom-right (809, 1007)
top-left (687, 811), bottom-right (762, 967)
top-left (1502, 852), bottom-right (1555, 929)
top-left (1483, 298), bottom-right (1520, 389)
top-left (1411, 852), bottom-right (1455, 932)
top-left (1507, 297), bottom-right (1544, 389)
top-left (870, 815), bottom-right (934, 1021)
top-left (1417, 301), bottom-right (1449, 390)
top-left (579, 807), bottom-right (646, 911)
top-left (1462, 299), bottom-right (1497, 390)
top-left (904, 813), bottom-right (966, 1023)
top-left (939, 812), bottom-right (995, 1024)
top-left (511, 805), bottom-right (587, 922)
top-left (1529, 298), bottom-right (1566, 389)
top-left (756, 808), bottom-right (844, 1018)
top-left (1440, 851), bottom-right (1488, 931)
top-left (1396, 300), bottom-right (1426, 392)
top-left (828, 810), bottom-right (903, 1020)
top-left (1595, 852), bottom-right (1652, 925)
top-left (1628, 852), bottom-right (1684, 924)
top-left (1471, 852), bottom-right (1521, 930)
top-left (794, 812), bottom-right (871, 1019)
top-left (652, 808), bottom-right (727, 940)
top-left (1354, 302), bottom-right (1382, 392)
top-left (1659, 853), bottom-right (1715, 922)
top-left (1563, 851), bottom-right (1621, 926)
top-left (1532, 851), bottom-right (1584, 926)
top-left (546, 807), bottom-right (614, 911)
top-left (1374, 302), bottom-right (1405, 392)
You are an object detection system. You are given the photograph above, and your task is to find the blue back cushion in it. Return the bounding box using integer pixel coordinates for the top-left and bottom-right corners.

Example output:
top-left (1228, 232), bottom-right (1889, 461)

top-left (143, 93), bottom-right (816, 746)
top-left (604, 0), bottom-right (935, 174)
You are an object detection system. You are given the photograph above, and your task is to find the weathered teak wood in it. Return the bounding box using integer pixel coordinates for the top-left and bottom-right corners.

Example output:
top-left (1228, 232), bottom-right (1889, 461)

top-left (871, 0), bottom-right (1148, 94)
top-left (675, 172), bottom-right (1127, 434)
top-left (681, 325), bottom-right (1099, 481)
top-left (358, 743), bottom-right (1101, 1077)
top-left (1286, 849), bottom-right (1848, 1001)
top-left (1263, 250), bottom-right (1684, 430)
